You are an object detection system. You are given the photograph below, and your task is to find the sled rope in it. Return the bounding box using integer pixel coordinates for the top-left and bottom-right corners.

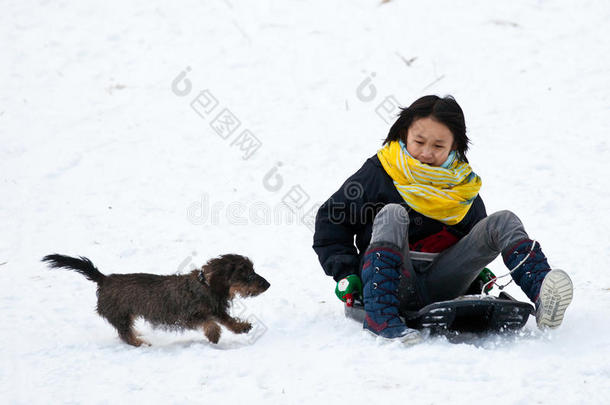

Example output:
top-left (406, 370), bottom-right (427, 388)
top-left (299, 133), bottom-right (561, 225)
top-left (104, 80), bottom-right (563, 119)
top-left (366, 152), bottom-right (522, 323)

top-left (481, 239), bottom-right (538, 294)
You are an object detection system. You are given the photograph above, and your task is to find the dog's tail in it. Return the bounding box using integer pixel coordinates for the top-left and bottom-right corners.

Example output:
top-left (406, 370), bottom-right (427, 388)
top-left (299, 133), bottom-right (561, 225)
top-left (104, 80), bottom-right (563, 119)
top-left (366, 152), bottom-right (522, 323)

top-left (42, 254), bottom-right (106, 284)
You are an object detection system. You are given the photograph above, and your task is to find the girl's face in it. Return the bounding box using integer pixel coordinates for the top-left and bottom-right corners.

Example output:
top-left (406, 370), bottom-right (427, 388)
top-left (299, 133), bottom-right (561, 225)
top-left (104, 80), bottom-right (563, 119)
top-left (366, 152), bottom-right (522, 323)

top-left (405, 117), bottom-right (455, 166)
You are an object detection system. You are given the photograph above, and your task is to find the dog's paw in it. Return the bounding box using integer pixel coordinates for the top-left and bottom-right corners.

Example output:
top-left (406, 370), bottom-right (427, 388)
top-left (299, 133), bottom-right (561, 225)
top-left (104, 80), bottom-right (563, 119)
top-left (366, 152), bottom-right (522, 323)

top-left (234, 321), bottom-right (252, 334)
top-left (128, 337), bottom-right (151, 347)
top-left (204, 322), bottom-right (222, 344)
top-left (139, 338), bottom-right (152, 347)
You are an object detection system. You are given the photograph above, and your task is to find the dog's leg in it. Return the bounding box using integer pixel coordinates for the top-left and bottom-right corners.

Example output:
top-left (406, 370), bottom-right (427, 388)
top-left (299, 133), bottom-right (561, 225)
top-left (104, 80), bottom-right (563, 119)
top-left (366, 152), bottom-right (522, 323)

top-left (202, 320), bottom-right (222, 344)
top-left (107, 314), bottom-right (150, 347)
top-left (218, 315), bottom-right (252, 334)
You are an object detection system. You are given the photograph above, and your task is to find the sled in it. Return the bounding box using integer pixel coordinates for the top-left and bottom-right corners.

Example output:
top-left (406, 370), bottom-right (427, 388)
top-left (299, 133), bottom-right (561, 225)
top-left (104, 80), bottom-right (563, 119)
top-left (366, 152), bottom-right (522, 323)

top-left (344, 291), bottom-right (534, 335)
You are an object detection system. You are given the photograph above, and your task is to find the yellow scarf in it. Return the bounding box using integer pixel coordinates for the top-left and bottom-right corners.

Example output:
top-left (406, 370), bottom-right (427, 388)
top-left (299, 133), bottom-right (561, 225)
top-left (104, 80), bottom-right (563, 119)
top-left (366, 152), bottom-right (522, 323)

top-left (377, 141), bottom-right (482, 225)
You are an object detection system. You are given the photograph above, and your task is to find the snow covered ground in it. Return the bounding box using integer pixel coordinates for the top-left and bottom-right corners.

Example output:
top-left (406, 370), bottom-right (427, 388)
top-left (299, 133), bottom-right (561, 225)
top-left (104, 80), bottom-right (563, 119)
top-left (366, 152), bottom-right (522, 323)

top-left (2, 0), bottom-right (610, 403)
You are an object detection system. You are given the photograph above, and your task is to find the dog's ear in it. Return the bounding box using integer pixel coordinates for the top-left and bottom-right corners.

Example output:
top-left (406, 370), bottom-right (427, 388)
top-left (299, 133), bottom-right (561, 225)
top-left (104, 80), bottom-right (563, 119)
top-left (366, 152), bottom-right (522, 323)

top-left (201, 264), bottom-right (221, 285)
top-left (201, 256), bottom-right (235, 289)
top-left (202, 254), bottom-right (254, 289)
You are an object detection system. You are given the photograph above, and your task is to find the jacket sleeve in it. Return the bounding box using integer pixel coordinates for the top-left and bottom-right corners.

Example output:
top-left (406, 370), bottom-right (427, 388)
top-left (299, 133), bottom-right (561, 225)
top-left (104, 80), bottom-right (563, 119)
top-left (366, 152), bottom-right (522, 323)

top-left (312, 161), bottom-right (374, 281)
top-left (469, 194), bottom-right (487, 227)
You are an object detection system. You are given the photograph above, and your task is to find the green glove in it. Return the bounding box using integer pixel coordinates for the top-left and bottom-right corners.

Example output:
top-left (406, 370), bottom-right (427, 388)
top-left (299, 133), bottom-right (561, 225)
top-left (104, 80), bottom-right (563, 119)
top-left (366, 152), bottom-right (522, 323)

top-left (479, 267), bottom-right (497, 294)
top-left (335, 275), bottom-right (363, 307)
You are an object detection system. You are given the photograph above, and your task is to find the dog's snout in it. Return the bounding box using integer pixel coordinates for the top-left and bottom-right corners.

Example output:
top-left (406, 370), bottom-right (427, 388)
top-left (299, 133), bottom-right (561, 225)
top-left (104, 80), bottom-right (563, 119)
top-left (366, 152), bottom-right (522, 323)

top-left (255, 274), bottom-right (270, 291)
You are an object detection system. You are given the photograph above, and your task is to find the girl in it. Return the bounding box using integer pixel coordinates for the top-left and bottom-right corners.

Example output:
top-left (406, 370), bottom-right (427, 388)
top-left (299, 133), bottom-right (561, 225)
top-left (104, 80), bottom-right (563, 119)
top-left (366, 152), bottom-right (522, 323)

top-left (312, 95), bottom-right (573, 344)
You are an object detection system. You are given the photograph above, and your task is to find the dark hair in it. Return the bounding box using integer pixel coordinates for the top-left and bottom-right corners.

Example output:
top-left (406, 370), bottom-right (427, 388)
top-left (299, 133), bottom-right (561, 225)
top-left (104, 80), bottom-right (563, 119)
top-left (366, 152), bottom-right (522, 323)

top-left (383, 95), bottom-right (470, 162)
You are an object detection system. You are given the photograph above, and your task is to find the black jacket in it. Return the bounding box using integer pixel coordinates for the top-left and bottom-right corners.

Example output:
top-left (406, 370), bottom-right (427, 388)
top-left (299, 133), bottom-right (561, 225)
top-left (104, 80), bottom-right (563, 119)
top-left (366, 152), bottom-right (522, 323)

top-left (312, 155), bottom-right (487, 281)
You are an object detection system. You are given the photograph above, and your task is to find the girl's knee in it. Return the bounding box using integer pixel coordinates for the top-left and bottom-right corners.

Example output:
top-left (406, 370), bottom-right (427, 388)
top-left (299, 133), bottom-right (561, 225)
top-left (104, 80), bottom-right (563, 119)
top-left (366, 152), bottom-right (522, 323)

top-left (487, 210), bottom-right (524, 233)
top-left (370, 204), bottom-right (409, 247)
top-left (490, 209), bottom-right (517, 220)
top-left (375, 203), bottom-right (409, 226)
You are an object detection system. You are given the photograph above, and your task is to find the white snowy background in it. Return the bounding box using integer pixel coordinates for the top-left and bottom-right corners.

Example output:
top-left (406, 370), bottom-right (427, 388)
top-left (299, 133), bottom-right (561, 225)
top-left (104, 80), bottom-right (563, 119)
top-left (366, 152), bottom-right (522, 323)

top-left (2, 0), bottom-right (609, 403)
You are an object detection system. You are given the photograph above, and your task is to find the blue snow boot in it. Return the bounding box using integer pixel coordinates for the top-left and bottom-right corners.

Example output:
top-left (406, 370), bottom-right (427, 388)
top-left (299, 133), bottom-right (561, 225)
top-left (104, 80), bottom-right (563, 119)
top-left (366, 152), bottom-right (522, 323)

top-left (361, 243), bottom-right (422, 344)
top-left (503, 239), bottom-right (573, 329)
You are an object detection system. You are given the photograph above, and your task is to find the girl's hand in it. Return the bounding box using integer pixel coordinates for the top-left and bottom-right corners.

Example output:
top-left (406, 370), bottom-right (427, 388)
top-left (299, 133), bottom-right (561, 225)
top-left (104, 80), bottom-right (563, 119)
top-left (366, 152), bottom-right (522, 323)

top-left (335, 275), bottom-right (363, 307)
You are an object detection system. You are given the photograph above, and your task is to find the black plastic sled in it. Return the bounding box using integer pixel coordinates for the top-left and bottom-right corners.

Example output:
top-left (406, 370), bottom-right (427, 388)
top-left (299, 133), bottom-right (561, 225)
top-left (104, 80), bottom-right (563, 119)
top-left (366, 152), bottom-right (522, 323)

top-left (344, 292), bottom-right (534, 335)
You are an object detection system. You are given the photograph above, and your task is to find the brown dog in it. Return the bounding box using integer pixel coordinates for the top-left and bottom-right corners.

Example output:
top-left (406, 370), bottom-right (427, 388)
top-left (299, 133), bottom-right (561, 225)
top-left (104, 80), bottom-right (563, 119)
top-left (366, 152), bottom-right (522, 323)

top-left (42, 253), bottom-right (270, 346)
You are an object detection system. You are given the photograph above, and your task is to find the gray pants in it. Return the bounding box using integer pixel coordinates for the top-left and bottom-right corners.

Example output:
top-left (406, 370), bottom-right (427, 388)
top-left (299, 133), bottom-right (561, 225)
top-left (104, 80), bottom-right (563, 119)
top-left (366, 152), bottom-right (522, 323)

top-left (369, 204), bottom-right (529, 304)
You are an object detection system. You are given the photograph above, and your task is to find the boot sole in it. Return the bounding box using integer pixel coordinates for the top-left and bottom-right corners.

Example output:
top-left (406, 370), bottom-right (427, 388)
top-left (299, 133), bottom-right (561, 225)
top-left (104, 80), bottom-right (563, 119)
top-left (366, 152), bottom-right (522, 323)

top-left (364, 328), bottom-right (423, 345)
top-left (536, 269), bottom-right (573, 329)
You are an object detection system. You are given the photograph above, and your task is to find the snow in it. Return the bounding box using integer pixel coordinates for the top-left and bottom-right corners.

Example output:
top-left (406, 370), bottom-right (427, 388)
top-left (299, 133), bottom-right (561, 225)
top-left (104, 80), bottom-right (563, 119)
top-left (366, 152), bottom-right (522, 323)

top-left (2, 0), bottom-right (610, 403)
